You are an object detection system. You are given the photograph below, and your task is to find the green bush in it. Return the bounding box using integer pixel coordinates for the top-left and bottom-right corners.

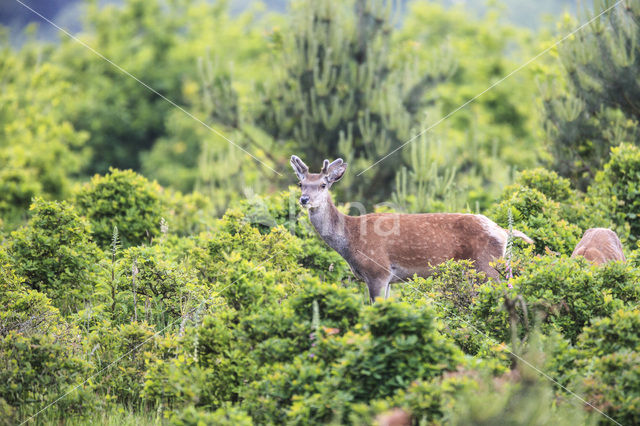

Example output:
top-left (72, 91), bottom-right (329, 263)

top-left (87, 321), bottom-right (171, 406)
top-left (399, 260), bottom-right (491, 356)
top-left (575, 308), bottom-right (640, 425)
top-left (246, 299), bottom-right (462, 424)
top-left (74, 169), bottom-right (165, 248)
top-left (0, 248), bottom-right (63, 338)
top-left (588, 143), bottom-right (640, 242)
top-left (513, 168), bottom-right (574, 203)
top-left (473, 256), bottom-right (640, 343)
top-left (108, 245), bottom-right (205, 327)
top-left (9, 199), bottom-right (102, 314)
top-left (490, 185), bottom-right (582, 255)
top-left (0, 332), bottom-right (93, 421)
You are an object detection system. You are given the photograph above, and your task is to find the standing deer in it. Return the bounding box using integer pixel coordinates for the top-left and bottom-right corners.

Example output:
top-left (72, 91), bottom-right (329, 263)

top-left (290, 155), bottom-right (534, 302)
top-left (571, 228), bottom-right (626, 265)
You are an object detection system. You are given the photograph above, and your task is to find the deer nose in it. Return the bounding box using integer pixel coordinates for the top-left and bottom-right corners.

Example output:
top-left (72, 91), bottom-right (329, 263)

top-left (300, 195), bottom-right (310, 205)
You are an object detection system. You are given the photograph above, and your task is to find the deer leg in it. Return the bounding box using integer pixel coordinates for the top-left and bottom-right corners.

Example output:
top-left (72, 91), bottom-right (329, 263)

top-left (367, 276), bottom-right (391, 304)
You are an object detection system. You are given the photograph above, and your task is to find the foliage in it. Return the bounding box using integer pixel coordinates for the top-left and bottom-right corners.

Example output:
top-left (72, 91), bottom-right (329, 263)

top-left (543, 0), bottom-right (640, 190)
top-left (0, 332), bottom-right (93, 420)
top-left (8, 199), bottom-right (101, 314)
top-left (169, 405), bottom-right (253, 426)
top-left (0, 42), bottom-right (89, 226)
top-left (1, 0), bottom-right (639, 424)
top-left (588, 143), bottom-right (640, 242)
top-left (574, 307), bottom-right (640, 425)
top-left (256, 0), bottom-right (454, 204)
top-left (74, 168), bottom-right (165, 248)
top-left (474, 256), bottom-right (640, 343)
top-left (490, 184), bottom-right (582, 255)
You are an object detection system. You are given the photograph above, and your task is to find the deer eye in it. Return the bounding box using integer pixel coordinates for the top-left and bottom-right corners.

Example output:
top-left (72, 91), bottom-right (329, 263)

top-left (321, 183), bottom-right (327, 189)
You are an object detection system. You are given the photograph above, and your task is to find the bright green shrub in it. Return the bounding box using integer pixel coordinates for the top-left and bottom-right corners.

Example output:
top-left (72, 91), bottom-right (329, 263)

top-left (589, 143), bottom-right (640, 242)
top-left (9, 199), bottom-right (102, 314)
top-left (513, 168), bottom-right (574, 203)
top-left (163, 190), bottom-right (216, 237)
top-left (188, 210), bottom-right (308, 311)
top-left (490, 185), bottom-right (582, 255)
top-left (0, 332), bottom-right (92, 420)
top-left (74, 169), bottom-right (165, 248)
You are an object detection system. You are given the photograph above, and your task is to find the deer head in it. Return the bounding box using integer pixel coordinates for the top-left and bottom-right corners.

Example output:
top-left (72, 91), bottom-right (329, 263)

top-left (290, 155), bottom-right (347, 209)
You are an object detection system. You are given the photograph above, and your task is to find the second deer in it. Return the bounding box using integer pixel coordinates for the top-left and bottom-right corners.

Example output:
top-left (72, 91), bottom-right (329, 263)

top-left (571, 228), bottom-right (625, 265)
top-left (291, 155), bottom-right (533, 302)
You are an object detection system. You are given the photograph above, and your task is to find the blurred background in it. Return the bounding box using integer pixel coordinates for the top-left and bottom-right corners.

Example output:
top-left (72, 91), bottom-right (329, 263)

top-left (1, 0), bottom-right (625, 225)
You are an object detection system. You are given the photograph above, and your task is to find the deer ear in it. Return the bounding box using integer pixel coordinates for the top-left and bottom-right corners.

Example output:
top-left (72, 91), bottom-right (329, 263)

top-left (290, 155), bottom-right (308, 181)
top-left (325, 158), bottom-right (347, 183)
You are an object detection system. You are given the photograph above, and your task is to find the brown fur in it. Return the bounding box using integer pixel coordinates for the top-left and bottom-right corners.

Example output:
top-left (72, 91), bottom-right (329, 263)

top-left (291, 156), bottom-right (533, 302)
top-left (571, 228), bottom-right (625, 265)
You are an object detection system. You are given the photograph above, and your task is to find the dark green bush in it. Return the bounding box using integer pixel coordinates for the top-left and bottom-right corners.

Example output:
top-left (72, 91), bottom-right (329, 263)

top-left (246, 299), bottom-right (462, 424)
top-left (74, 168), bottom-right (165, 248)
top-left (588, 143), bottom-right (640, 242)
top-left (9, 199), bottom-right (102, 314)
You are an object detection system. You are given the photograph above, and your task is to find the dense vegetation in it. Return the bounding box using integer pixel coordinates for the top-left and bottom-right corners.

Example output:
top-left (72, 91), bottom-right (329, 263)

top-left (1, 0), bottom-right (639, 425)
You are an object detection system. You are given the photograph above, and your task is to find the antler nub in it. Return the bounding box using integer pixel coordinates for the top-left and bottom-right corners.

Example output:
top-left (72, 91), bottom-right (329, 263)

top-left (321, 159), bottom-right (330, 174)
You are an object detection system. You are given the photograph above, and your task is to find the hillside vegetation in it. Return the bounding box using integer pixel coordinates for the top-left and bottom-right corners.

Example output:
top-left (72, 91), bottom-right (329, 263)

top-left (1, 0), bottom-right (640, 425)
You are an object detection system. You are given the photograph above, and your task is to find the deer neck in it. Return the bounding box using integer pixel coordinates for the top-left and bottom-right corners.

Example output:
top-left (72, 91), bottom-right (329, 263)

top-left (308, 195), bottom-right (351, 256)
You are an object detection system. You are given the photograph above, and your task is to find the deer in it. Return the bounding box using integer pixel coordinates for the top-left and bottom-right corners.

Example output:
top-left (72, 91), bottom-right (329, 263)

top-left (571, 228), bottom-right (626, 265)
top-left (290, 155), bottom-right (534, 302)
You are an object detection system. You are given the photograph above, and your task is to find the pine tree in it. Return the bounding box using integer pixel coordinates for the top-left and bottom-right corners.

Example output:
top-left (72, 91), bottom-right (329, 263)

top-left (542, 0), bottom-right (640, 190)
top-left (257, 0), bottom-right (453, 203)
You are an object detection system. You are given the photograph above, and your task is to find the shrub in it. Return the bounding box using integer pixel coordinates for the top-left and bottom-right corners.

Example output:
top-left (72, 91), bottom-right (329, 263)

top-left (513, 168), bottom-right (574, 203)
top-left (0, 332), bottom-right (92, 420)
top-left (588, 143), bottom-right (640, 242)
top-left (574, 308), bottom-right (640, 425)
top-left (399, 260), bottom-right (491, 356)
top-left (107, 245), bottom-right (205, 327)
top-left (490, 185), bottom-right (582, 255)
top-left (74, 168), bottom-right (165, 248)
top-left (9, 199), bottom-right (102, 314)
top-left (86, 321), bottom-right (175, 406)
top-left (246, 299), bottom-right (462, 424)
top-left (473, 256), bottom-right (640, 344)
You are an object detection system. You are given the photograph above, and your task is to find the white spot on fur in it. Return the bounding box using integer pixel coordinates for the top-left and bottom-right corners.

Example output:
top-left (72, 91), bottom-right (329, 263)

top-left (477, 215), bottom-right (508, 255)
